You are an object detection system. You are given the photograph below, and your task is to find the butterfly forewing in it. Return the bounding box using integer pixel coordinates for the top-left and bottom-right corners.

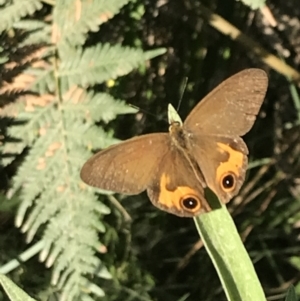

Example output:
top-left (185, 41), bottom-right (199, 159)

top-left (184, 69), bottom-right (268, 136)
top-left (80, 133), bottom-right (170, 194)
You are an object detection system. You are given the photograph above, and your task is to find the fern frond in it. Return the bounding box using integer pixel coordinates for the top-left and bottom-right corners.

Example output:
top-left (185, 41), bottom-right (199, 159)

top-left (81, 126), bottom-right (120, 150)
top-left (13, 19), bottom-right (47, 30)
top-left (13, 20), bottom-right (52, 46)
top-left (63, 90), bottom-right (137, 123)
top-left (0, 0), bottom-right (43, 33)
top-left (58, 44), bottom-right (166, 87)
top-left (7, 82), bottom-right (137, 300)
top-left (54, 0), bottom-right (132, 46)
top-left (8, 96), bottom-right (113, 300)
top-left (0, 46), bottom-right (8, 64)
top-left (7, 99), bottom-right (56, 146)
top-left (62, 89), bottom-right (135, 150)
top-left (30, 68), bottom-right (55, 94)
top-left (0, 95), bottom-right (54, 166)
top-left (3, 75), bottom-right (147, 301)
top-left (0, 46), bottom-right (49, 95)
top-left (0, 0), bottom-right (166, 299)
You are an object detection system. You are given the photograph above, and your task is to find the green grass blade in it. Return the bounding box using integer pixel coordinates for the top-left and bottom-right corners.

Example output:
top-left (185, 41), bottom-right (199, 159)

top-left (0, 274), bottom-right (38, 301)
top-left (193, 192), bottom-right (266, 301)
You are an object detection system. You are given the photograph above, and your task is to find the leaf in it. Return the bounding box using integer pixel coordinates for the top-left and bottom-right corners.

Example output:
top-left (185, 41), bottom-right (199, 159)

top-left (285, 286), bottom-right (298, 301)
top-left (53, 0), bottom-right (132, 46)
top-left (0, 274), bottom-right (38, 301)
top-left (0, 0), bottom-right (43, 33)
top-left (289, 257), bottom-right (300, 271)
top-left (58, 44), bottom-right (166, 87)
top-left (240, 0), bottom-right (266, 9)
top-left (194, 190), bottom-right (265, 301)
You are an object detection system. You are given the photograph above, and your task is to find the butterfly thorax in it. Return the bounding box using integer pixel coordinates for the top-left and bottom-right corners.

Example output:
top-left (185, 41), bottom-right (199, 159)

top-left (169, 121), bottom-right (188, 149)
top-left (169, 121), bottom-right (207, 189)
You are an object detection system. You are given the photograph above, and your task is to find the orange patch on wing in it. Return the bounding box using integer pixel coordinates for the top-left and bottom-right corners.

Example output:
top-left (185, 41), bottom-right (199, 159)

top-left (216, 143), bottom-right (244, 181)
top-left (158, 173), bottom-right (200, 210)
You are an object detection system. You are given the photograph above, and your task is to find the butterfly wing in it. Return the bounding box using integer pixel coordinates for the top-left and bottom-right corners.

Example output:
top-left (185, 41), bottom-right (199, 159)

top-left (147, 147), bottom-right (210, 217)
top-left (80, 133), bottom-right (170, 194)
top-left (183, 69), bottom-right (268, 203)
top-left (187, 135), bottom-right (248, 203)
top-left (184, 69), bottom-right (268, 135)
top-left (81, 132), bottom-right (209, 217)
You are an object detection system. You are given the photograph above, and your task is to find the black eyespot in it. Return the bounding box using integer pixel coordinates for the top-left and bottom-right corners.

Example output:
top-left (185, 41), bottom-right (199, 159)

top-left (182, 198), bottom-right (199, 210)
top-left (222, 174), bottom-right (235, 189)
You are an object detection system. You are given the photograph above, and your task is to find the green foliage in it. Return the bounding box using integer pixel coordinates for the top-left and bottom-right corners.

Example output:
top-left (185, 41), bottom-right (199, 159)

top-left (286, 286), bottom-right (298, 301)
top-left (0, 0), bottom-right (165, 300)
top-left (54, 0), bottom-right (132, 47)
top-left (0, 274), bottom-right (37, 301)
top-left (13, 20), bottom-right (51, 46)
top-left (0, 0), bottom-right (43, 33)
top-left (194, 202), bottom-right (265, 301)
top-left (240, 0), bottom-right (266, 9)
top-left (0, 46), bottom-right (8, 64)
top-left (58, 44), bottom-right (165, 88)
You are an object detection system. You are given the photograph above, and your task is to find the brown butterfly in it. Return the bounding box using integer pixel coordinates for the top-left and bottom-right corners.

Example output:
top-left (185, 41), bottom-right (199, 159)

top-left (80, 69), bottom-right (268, 217)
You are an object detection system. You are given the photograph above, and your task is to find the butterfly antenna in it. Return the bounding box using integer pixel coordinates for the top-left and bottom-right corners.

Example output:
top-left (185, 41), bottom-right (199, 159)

top-left (128, 104), bottom-right (158, 119)
top-left (177, 77), bottom-right (188, 111)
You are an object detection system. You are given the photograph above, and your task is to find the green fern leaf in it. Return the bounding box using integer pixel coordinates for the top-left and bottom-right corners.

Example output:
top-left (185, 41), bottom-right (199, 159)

top-left (2, 101), bottom-right (56, 166)
top-left (63, 91), bottom-right (137, 123)
top-left (1, 1), bottom-right (166, 298)
top-left (58, 44), bottom-right (166, 87)
top-left (13, 20), bottom-right (51, 46)
top-left (9, 89), bottom-right (134, 300)
top-left (30, 68), bottom-right (55, 94)
top-left (13, 20), bottom-right (47, 30)
top-left (0, 0), bottom-right (43, 34)
top-left (54, 0), bottom-right (132, 46)
top-left (0, 46), bottom-right (8, 64)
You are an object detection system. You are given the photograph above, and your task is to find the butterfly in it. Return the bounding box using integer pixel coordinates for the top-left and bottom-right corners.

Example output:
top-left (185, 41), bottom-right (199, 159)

top-left (80, 69), bottom-right (268, 217)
